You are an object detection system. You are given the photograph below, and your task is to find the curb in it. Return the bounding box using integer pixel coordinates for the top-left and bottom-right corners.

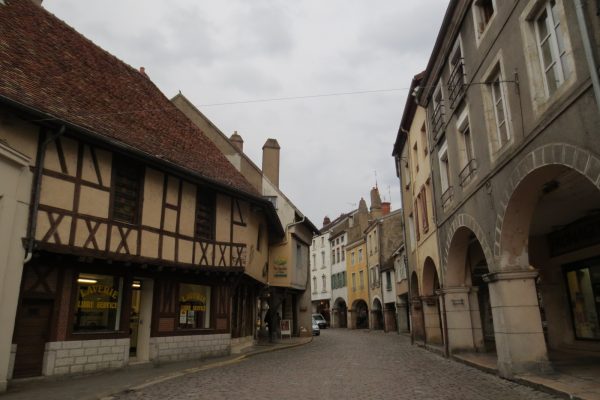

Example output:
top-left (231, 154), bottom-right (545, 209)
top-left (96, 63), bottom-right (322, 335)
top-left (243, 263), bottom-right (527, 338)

top-left (103, 337), bottom-right (313, 399)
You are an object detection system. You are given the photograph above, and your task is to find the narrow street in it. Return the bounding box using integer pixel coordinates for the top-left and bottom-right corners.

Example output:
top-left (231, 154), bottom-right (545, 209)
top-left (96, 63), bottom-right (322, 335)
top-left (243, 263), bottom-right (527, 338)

top-left (115, 330), bottom-right (559, 400)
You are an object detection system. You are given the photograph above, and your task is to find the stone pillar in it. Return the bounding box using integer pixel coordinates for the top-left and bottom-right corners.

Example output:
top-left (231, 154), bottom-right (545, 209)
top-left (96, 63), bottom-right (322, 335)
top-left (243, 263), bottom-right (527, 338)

top-left (443, 287), bottom-right (476, 352)
top-left (484, 270), bottom-right (550, 377)
top-left (396, 299), bottom-right (410, 333)
top-left (422, 296), bottom-right (443, 345)
top-left (468, 287), bottom-right (485, 351)
top-left (410, 298), bottom-right (425, 341)
top-left (331, 307), bottom-right (339, 329)
top-left (347, 309), bottom-right (355, 329)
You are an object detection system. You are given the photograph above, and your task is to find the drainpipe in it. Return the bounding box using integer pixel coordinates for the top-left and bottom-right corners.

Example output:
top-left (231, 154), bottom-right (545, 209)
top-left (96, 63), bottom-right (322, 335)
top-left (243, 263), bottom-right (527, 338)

top-left (24, 125), bottom-right (65, 263)
top-left (574, 0), bottom-right (600, 115)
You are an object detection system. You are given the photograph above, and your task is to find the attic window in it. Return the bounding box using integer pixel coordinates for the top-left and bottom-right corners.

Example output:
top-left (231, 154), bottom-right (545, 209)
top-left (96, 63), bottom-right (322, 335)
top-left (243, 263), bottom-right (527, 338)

top-left (195, 188), bottom-right (215, 240)
top-left (473, 0), bottom-right (495, 39)
top-left (111, 159), bottom-right (143, 224)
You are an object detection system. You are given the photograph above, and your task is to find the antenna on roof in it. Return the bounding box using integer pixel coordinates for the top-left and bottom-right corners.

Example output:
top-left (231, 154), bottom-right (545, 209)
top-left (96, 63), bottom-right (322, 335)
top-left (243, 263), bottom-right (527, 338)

top-left (374, 170), bottom-right (378, 189)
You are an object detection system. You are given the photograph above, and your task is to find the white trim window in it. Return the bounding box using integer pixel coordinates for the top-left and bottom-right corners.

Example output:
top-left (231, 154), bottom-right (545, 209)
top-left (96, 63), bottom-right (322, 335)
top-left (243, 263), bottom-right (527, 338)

top-left (473, 0), bottom-right (496, 41)
top-left (535, 0), bottom-right (571, 96)
top-left (437, 139), bottom-right (450, 194)
top-left (490, 69), bottom-right (511, 148)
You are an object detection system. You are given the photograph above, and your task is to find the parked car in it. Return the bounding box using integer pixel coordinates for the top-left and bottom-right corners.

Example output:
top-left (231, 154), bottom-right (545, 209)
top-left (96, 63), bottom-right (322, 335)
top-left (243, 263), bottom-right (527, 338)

top-left (312, 319), bottom-right (320, 336)
top-left (312, 313), bottom-right (327, 329)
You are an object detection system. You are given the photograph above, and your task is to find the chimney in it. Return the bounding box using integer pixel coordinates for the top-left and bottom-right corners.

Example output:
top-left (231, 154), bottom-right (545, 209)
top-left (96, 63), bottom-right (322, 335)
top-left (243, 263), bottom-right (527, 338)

top-left (382, 202), bottom-right (391, 216)
top-left (323, 216), bottom-right (331, 227)
top-left (230, 131), bottom-right (244, 152)
top-left (139, 67), bottom-right (148, 78)
top-left (262, 138), bottom-right (280, 188)
top-left (370, 186), bottom-right (382, 219)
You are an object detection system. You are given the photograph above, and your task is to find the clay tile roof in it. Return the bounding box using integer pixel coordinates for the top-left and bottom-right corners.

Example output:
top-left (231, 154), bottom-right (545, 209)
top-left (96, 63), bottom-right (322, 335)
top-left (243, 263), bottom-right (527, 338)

top-left (0, 0), bottom-right (258, 196)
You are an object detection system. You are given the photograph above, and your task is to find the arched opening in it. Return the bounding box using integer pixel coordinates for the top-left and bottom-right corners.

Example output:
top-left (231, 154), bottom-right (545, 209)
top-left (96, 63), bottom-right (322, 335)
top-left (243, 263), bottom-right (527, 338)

top-left (353, 299), bottom-right (369, 329)
top-left (499, 164), bottom-right (600, 374)
top-left (332, 298), bottom-right (347, 328)
top-left (371, 298), bottom-right (384, 330)
top-left (410, 271), bottom-right (425, 341)
top-left (445, 226), bottom-right (495, 355)
top-left (422, 258), bottom-right (443, 345)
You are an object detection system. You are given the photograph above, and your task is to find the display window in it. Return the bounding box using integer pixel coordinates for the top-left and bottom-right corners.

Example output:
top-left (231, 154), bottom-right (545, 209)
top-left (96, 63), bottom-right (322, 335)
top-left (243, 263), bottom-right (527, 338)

top-left (73, 273), bottom-right (123, 332)
top-left (178, 283), bottom-right (211, 329)
top-left (565, 259), bottom-right (600, 340)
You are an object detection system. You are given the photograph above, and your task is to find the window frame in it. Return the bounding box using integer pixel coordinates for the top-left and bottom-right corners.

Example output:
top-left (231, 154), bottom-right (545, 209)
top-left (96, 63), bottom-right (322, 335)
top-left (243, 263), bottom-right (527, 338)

top-left (110, 157), bottom-right (143, 225)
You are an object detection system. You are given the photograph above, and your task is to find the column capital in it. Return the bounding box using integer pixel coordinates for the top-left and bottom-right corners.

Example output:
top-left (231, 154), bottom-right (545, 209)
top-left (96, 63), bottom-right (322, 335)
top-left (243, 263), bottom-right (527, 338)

top-left (483, 269), bottom-right (538, 283)
top-left (439, 286), bottom-right (470, 294)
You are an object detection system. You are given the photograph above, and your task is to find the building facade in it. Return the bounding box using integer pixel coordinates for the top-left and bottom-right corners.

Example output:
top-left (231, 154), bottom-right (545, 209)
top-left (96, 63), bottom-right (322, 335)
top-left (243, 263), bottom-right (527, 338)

top-left (396, 0), bottom-right (600, 378)
top-left (310, 226), bottom-right (332, 322)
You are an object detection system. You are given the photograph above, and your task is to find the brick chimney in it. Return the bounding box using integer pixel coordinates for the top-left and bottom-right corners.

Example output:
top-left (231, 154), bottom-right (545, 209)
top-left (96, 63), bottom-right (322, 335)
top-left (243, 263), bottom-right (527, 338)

top-left (262, 138), bottom-right (280, 188)
top-left (370, 186), bottom-right (382, 219)
top-left (323, 216), bottom-right (331, 227)
top-left (382, 202), bottom-right (391, 216)
top-left (230, 131), bottom-right (244, 152)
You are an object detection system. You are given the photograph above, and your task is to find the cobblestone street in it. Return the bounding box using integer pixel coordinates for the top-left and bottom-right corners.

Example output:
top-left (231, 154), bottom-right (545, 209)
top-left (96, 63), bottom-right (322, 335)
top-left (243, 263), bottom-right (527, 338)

top-left (115, 330), bottom-right (559, 400)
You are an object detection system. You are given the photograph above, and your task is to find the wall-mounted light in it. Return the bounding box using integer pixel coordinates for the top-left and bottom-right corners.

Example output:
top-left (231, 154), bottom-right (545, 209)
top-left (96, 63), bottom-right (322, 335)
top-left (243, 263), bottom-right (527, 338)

top-left (77, 278), bottom-right (97, 284)
top-left (132, 280), bottom-right (142, 289)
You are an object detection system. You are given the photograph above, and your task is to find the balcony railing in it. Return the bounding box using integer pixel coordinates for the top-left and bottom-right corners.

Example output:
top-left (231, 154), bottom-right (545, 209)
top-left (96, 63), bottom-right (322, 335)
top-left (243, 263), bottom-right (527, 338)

top-left (441, 186), bottom-right (454, 208)
top-left (448, 58), bottom-right (466, 108)
top-left (459, 158), bottom-right (478, 186)
top-left (431, 102), bottom-right (445, 140)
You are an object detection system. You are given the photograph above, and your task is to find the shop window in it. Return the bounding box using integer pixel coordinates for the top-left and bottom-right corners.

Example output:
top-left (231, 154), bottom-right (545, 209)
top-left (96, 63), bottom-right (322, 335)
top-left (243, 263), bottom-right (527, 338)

top-left (565, 262), bottom-right (600, 340)
top-left (111, 159), bottom-right (143, 224)
top-left (73, 273), bottom-right (123, 333)
top-left (195, 187), bottom-right (215, 240)
top-left (178, 283), bottom-right (211, 329)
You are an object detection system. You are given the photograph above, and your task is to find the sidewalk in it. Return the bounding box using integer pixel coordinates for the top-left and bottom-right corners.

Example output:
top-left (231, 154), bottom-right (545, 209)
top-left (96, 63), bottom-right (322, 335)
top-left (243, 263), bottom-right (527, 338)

top-left (1, 337), bottom-right (312, 400)
top-left (454, 352), bottom-right (600, 400)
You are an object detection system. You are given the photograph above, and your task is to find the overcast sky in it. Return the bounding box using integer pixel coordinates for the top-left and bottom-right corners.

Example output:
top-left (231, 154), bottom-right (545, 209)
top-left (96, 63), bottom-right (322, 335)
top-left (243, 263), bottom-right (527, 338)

top-left (45, 0), bottom-right (448, 227)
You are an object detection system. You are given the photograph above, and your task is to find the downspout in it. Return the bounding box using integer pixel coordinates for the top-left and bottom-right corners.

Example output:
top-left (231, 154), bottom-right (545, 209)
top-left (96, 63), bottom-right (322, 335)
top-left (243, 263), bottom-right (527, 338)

top-left (574, 0), bottom-right (600, 115)
top-left (24, 125), bottom-right (65, 263)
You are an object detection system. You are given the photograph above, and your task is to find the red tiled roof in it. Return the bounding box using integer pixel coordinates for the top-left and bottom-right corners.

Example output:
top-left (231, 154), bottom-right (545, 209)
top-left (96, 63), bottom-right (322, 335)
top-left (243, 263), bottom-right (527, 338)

top-left (0, 0), bottom-right (258, 196)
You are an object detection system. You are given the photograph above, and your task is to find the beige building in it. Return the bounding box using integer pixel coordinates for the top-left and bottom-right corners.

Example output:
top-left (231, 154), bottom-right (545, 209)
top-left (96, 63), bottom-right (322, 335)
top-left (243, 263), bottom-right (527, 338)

top-left (394, 73), bottom-right (444, 348)
top-left (396, 0), bottom-right (600, 379)
top-left (0, 1), bottom-right (286, 387)
top-left (172, 93), bottom-right (318, 341)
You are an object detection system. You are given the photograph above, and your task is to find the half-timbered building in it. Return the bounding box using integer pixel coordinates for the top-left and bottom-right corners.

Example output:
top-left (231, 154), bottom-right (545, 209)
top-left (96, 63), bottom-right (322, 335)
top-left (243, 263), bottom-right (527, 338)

top-left (0, 0), bottom-right (284, 386)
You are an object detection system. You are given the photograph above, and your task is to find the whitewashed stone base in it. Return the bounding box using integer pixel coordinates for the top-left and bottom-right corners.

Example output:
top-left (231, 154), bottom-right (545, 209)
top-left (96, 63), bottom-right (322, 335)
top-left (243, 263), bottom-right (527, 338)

top-left (149, 334), bottom-right (231, 363)
top-left (43, 338), bottom-right (130, 376)
top-left (230, 336), bottom-right (255, 354)
top-left (8, 344), bottom-right (17, 379)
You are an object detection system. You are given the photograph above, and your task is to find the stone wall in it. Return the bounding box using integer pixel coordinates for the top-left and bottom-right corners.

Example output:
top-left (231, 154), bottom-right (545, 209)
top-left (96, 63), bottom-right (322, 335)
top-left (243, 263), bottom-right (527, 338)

top-left (8, 345), bottom-right (16, 380)
top-left (149, 334), bottom-right (230, 363)
top-left (230, 336), bottom-right (254, 354)
top-left (43, 338), bottom-right (129, 376)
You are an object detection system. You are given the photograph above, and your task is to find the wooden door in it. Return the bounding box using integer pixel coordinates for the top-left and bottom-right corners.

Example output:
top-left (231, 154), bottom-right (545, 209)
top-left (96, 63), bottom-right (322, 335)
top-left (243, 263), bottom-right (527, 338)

top-left (13, 299), bottom-right (53, 378)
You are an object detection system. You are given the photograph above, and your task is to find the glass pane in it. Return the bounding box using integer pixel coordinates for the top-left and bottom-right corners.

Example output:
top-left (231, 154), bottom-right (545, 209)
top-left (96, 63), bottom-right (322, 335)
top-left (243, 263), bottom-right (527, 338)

top-left (546, 65), bottom-right (558, 94)
top-left (550, 0), bottom-right (559, 26)
top-left (560, 53), bottom-right (571, 80)
top-left (74, 274), bottom-right (122, 332)
top-left (540, 40), bottom-right (554, 69)
top-left (555, 23), bottom-right (566, 54)
top-left (179, 284), bottom-right (211, 329)
top-left (566, 266), bottom-right (600, 340)
top-left (537, 10), bottom-right (549, 40)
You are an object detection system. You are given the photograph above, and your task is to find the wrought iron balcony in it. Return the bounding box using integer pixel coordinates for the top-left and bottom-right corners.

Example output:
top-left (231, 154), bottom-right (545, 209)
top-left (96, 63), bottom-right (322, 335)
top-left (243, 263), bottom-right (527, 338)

top-left (448, 58), bottom-right (466, 108)
top-left (441, 186), bottom-right (454, 208)
top-left (431, 102), bottom-right (445, 139)
top-left (459, 158), bottom-right (478, 186)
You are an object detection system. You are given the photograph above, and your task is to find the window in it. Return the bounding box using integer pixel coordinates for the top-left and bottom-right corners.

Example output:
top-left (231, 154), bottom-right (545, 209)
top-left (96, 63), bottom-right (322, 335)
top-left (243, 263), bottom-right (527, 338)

top-left (195, 188), bottom-right (216, 240)
top-left (341, 246), bottom-right (345, 261)
top-left (420, 123), bottom-right (428, 156)
top-left (448, 39), bottom-right (466, 107)
top-left (352, 273), bottom-right (356, 291)
top-left (74, 273), bottom-right (123, 333)
top-left (321, 251), bottom-right (325, 268)
top-left (351, 251), bottom-right (355, 265)
top-left (408, 214), bottom-right (416, 251)
top-left (457, 107), bottom-right (476, 186)
top-left (565, 261), bottom-right (600, 340)
top-left (312, 276), bottom-right (317, 293)
top-left (419, 186), bottom-right (429, 233)
top-left (490, 68), bottom-right (511, 149)
top-left (473, 0), bottom-right (495, 40)
top-left (321, 237), bottom-right (324, 246)
top-left (358, 249), bottom-right (363, 262)
top-left (359, 270), bottom-right (364, 289)
top-left (412, 142), bottom-right (419, 173)
top-left (437, 139), bottom-right (451, 206)
top-left (331, 250), bottom-right (335, 264)
top-left (431, 81), bottom-right (445, 139)
top-left (336, 248), bottom-right (340, 263)
top-left (312, 254), bottom-right (316, 271)
top-left (178, 283), bottom-right (211, 329)
top-left (322, 275), bottom-right (327, 293)
top-left (111, 159), bottom-right (142, 224)
top-left (535, 0), bottom-right (571, 96)
top-left (342, 271), bottom-right (346, 287)
top-left (386, 271), bottom-right (392, 291)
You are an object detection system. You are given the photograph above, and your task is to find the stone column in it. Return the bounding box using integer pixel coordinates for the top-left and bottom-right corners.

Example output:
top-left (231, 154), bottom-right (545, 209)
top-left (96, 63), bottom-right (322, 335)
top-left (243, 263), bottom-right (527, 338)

top-left (484, 270), bottom-right (550, 377)
top-left (331, 307), bottom-right (339, 329)
top-left (421, 296), bottom-right (443, 345)
top-left (347, 309), bottom-right (355, 329)
top-left (396, 299), bottom-right (410, 333)
top-left (443, 287), bottom-right (476, 352)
